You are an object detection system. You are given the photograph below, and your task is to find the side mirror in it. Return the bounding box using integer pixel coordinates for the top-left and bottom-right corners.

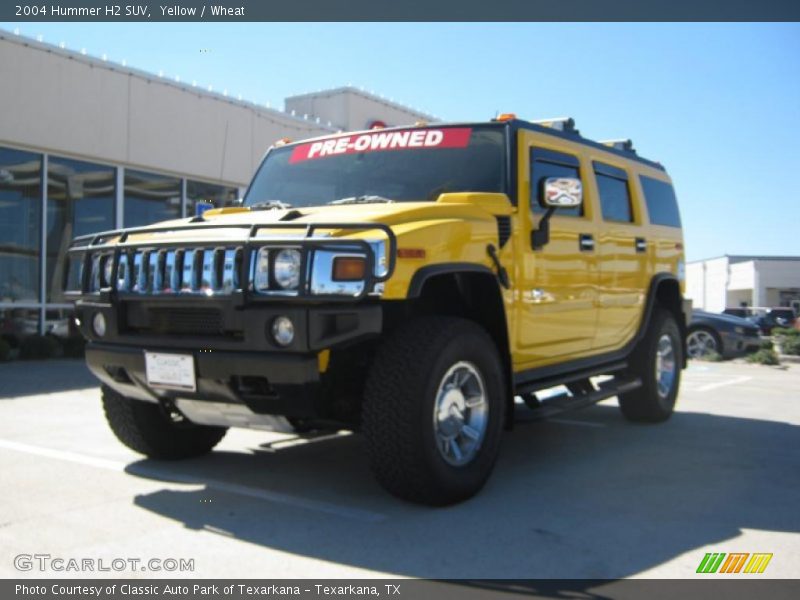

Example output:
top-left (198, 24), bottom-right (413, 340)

top-left (541, 177), bottom-right (583, 209)
top-left (531, 177), bottom-right (583, 250)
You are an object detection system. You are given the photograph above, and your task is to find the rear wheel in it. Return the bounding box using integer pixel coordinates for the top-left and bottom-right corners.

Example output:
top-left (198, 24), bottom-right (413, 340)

top-left (619, 309), bottom-right (682, 423)
top-left (362, 317), bottom-right (506, 505)
top-left (102, 386), bottom-right (227, 459)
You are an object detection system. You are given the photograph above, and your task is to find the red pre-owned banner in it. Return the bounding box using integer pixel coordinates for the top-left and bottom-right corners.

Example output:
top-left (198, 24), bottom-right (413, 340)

top-left (289, 128), bottom-right (472, 163)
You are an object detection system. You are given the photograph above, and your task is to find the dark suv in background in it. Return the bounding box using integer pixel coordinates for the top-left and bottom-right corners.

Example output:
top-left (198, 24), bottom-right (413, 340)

top-left (723, 307), bottom-right (797, 335)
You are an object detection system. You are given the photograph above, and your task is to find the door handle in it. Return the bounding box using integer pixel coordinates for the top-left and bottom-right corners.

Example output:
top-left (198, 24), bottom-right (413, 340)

top-left (635, 237), bottom-right (647, 253)
top-left (579, 233), bottom-right (595, 252)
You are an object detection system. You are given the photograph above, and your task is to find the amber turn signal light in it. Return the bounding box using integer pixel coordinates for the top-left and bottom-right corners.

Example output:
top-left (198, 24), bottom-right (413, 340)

top-left (332, 256), bottom-right (367, 281)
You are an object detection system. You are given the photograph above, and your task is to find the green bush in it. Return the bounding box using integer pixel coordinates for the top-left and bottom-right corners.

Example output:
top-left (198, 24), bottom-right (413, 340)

top-left (772, 327), bottom-right (800, 338)
top-left (745, 349), bottom-right (780, 366)
top-left (759, 339), bottom-right (774, 351)
top-left (0, 339), bottom-right (10, 362)
top-left (780, 336), bottom-right (800, 356)
top-left (19, 335), bottom-right (62, 360)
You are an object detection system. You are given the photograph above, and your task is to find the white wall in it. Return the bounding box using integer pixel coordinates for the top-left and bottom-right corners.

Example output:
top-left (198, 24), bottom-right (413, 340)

top-left (686, 257), bottom-right (731, 311)
top-left (285, 87), bottom-right (434, 132)
top-left (0, 34), bottom-right (333, 186)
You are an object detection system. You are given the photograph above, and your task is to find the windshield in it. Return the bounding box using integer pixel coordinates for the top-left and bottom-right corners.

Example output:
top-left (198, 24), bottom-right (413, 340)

top-left (244, 126), bottom-right (506, 207)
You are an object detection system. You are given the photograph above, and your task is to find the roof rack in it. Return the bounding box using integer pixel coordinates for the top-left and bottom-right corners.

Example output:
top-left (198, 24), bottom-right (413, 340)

top-left (600, 139), bottom-right (636, 154)
top-left (531, 117), bottom-right (579, 134)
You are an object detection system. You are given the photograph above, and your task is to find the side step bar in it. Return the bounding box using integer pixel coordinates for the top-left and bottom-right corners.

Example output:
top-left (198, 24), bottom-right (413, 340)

top-left (515, 361), bottom-right (628, 396)
top-left (515, 376), bottom-right (642, 422)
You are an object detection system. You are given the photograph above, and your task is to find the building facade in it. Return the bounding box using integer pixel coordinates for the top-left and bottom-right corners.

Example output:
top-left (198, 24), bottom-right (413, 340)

top-left (686, 255), bottom-right (800, 314)
top-left (0, 31), bottom-right (432, 341)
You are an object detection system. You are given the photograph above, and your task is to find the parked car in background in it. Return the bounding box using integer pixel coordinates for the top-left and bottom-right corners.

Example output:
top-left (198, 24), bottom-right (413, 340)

top-left (687, 310), bottom-right (761, 359)
top-left (723, 307), bottom-right (797, 335)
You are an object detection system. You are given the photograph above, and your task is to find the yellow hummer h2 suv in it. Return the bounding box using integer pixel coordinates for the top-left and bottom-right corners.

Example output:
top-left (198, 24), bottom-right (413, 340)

top-left (66, 116), bottom-right (689, 505)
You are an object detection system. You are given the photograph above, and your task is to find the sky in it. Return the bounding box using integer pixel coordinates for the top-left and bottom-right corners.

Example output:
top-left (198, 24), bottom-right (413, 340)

top-left (4, 22), bottom-right (800, 262)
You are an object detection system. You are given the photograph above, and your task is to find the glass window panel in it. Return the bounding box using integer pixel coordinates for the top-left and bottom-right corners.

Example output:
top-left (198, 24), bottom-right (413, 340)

top-left (596, 172), bottom-right (633, 223)
top-left (640, 175), bottom-right (682, 227)
top-left (124, 169), bottom-right (181, 228)
top-left (0, 307), bottom-right (41, 349)
top-left (46, 156), bottom-right (115, 302)
top-left (186, 180), bottom-right (240, 216)
top-left (0, 146), bottom-right (42, 303)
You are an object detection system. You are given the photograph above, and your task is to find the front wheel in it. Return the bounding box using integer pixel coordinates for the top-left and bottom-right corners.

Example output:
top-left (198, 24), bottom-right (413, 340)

top-left (619, 308), bottom-right (683, 423)
top-left (362, 317), bottom-right (506, 505)
top-left (102, 386), bottom-right (227, 459)
top-left (686, 326), bottom-right (721, 359)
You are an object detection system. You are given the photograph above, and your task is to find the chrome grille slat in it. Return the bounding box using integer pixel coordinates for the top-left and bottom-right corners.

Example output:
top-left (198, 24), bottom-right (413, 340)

top-left (117, 246), bottom-right (243, 296)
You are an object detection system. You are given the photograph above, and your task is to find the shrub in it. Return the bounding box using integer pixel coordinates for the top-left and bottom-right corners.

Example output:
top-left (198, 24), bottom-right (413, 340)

top-left (745, 349), bottom-right (780, 366)
top-left (0, 339), bottom-right (10, 362)
top-left (772, 327), bottom-right (800, 338)
top-left (759, 339), bottom-right (774, 351)
top-left (19, 335), bottom-right (62, 360)
top-left (780, 336), bottom-right (800, 356)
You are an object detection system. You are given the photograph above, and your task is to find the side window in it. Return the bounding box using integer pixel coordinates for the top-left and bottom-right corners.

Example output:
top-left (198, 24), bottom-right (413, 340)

top-left (594, 162), bottom-right (633, 223)
top-left (530, 148), bottom-right (583, 217)
top-left (640, 175), bottom-right (681, 227)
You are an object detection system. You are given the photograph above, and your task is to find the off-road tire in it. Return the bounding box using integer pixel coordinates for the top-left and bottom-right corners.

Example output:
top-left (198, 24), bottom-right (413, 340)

top-left (102, 385), bottom-right (227, 459)
top-left (362, 317), bottom-right (506, 505)
top-left (619, 308), bottom-right (683, 423)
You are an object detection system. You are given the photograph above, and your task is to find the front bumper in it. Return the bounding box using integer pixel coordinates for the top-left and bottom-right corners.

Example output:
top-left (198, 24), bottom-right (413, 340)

top-left (83, 303), bottom-right (382, 419)
top-left (719, 330), bottom-right (762, 357)
top-left (87, 343), bottom-right (326, 418)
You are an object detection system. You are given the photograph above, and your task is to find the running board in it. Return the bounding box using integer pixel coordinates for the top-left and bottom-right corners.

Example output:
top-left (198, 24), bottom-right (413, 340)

top-left (515, 361), bottom-right (629, 396)
top-left (515, 376), bottom-right (642, 422)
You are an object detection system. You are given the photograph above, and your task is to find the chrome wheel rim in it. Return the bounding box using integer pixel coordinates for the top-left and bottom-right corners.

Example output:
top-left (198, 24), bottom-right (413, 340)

top-left (687, 330), bottom-right (718, 358)
top-left (655, 334), bottom-right (677, 399)
top-left (433, 361), bottom-right (488, 467)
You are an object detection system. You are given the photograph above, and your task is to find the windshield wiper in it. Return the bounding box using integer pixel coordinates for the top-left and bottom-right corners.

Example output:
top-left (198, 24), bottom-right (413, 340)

top-left (327, 195), bottom-right (394, 206)
top-left (249, 200), bottom-right (293, 211)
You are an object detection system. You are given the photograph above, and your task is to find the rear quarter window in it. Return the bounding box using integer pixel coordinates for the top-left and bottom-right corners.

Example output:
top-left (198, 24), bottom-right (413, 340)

top-left (640, 175), bottom-right (681, 228)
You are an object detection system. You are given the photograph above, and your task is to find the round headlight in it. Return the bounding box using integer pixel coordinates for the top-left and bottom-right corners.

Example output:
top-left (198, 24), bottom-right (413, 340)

top-left (273, 249), bottom-right (302, 289)
top-left (92, 312), bottom-right (107, 337)
top-left (271, 316), bottom-right (295, 347)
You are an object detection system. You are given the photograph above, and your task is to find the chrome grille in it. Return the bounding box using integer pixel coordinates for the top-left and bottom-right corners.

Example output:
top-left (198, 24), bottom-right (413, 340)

top-left (117, 247), bottom-right (242, 295)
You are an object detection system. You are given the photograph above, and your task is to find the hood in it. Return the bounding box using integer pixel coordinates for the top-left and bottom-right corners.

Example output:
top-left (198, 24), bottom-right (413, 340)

top-left (125, 193), bottom-right (514, 243)
top-left (692, 310), bottom-right (758, 328)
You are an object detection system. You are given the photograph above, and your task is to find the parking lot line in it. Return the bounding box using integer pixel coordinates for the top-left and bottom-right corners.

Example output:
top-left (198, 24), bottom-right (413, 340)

top-left (0, 438), bottom-right (387, 523)
top-left (695, 376), bottom-right (753, 392)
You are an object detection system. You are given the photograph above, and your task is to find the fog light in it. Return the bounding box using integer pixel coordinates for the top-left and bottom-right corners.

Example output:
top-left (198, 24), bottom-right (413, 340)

top-left (271, 316), bottom-right (295, 347)
top-left (92, 312), bottom-right (107, 337)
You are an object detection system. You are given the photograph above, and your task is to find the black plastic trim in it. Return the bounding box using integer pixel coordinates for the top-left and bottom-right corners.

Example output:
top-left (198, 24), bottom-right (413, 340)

top-left (407, 263), bottom-right (496, 298)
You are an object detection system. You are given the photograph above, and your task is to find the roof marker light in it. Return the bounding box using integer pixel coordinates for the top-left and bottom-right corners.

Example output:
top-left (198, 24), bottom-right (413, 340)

top-left (495, 113), bottom-right (517, 122)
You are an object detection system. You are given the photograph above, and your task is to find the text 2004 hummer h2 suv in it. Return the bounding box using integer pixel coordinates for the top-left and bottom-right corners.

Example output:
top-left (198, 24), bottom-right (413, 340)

top-left (66, 116), bottom-right (689, 505)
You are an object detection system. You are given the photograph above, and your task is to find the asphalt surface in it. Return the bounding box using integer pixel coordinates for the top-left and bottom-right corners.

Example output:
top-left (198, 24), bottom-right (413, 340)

top-left (0, 358), bottom-right (798, 580)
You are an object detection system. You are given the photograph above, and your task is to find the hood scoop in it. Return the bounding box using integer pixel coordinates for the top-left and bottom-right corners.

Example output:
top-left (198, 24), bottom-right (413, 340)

top-left (279, 210), bottom-right (305, 221)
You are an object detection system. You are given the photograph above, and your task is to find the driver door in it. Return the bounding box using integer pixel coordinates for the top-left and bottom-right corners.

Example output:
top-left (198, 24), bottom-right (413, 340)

top-left (513, 136), bottom-right (598, 370)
